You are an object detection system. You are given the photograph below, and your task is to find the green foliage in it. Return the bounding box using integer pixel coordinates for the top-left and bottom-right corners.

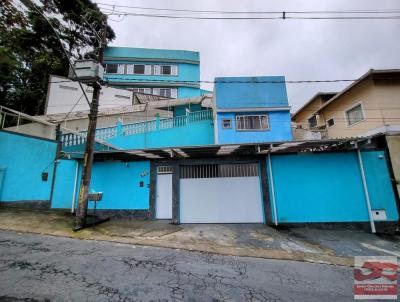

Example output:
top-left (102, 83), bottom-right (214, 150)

top-left (0, 0), bottom-right (115, 115)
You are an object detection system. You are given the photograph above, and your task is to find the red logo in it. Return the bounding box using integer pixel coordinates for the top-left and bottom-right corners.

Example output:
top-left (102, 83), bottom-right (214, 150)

top-left (354, 256), bottom-right (398, 300)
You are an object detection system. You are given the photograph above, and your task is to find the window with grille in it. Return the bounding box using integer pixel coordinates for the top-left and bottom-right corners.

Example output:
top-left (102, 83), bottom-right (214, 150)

top-left (346, 103), bottom-right (364, 126)
top-left (236, 115), bottom-right (269, 131)
top-left (180, 163), bottom-right (259, 179)
top-left (157, 166), bottom-right (173, 174)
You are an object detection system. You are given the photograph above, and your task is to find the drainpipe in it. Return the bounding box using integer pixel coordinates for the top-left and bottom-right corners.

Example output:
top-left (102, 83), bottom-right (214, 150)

top-left (71, 160), bottom-right (80, 213)
top-left (49, 124), bottom-right (62, 208)
top-left (267, 152), bottom-right (278, 226)
top-left (356, 146), bottom-right (376, 233)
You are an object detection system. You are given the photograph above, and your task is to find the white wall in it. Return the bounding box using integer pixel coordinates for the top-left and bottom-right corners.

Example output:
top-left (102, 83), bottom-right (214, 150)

top-left (45, 75), bottom-right (133, 114)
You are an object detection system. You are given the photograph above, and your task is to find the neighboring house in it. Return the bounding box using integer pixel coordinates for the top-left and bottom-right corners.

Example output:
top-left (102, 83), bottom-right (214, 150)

top-left (103, 47), bottom-right (207, 116)
top-left (213, 76), bottom-right (292, 144)
top-left (291, 92), bottom-right (336, 140)
top-left (45, 75), bottom-right (134, 115)
top-left (292, 69), bottom-right (400, 139)
top-left (291, 69), bottom-right (400, 199)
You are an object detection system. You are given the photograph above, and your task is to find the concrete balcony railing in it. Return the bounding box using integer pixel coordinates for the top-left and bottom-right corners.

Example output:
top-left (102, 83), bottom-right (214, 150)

top-left (61, 109), bottom-right (213, 148)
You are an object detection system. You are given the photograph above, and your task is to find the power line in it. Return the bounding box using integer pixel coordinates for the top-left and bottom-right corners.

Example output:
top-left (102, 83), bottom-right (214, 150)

top-left (100, 10), bottom-right (400, 20)
top-left (95, 3), bottom-right (400, 15)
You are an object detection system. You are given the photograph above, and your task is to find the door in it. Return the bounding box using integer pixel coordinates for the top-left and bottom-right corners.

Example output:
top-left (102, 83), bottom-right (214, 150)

top-left (180, 163), bottom-right (264, 223)
top-left (156, 167), bottom-right (173, 219)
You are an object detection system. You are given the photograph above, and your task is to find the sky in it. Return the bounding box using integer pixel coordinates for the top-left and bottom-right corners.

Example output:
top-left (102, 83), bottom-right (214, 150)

top-left (95, 0), bottom-right (400, 112)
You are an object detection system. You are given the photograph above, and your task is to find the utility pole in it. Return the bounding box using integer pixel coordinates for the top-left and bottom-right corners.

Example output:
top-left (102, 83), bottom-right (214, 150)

top-left (74, 17), bottom-right (108, 230)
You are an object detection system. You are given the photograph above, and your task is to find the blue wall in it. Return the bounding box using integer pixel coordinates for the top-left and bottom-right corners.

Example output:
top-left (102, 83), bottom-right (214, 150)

top-left (0, 131), bottom-right (57, 202)
top-left (107, 119), bottom-right (214, 149)
top-left (51, 159), bottom-right (79, 209)
top-left (215, 76), bottom-right (289, 109)
top-left (268, 151), bottom-right (398, 223)
top-left (216, 111), bottom-right (292, 144)
top-left (103, 47), bottom-right (201, 101)
top-left (214, 76), bottom-right (292, 144)
top-left (103, 62), bottom-right (200, 88)
top-left (51, 160), bottom-right (151, 210)
top-left (104, 47), bottom-right (199, 63)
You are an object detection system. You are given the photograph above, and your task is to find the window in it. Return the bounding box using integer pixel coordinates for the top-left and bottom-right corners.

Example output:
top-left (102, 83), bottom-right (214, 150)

top-left (308, 116), bottom-right (317, 128)
top-left (153, 65), bottom-right (178, 76)
top-left (159, 88), bottom-right (171, 97)
top-left (132, 88), bottom-right (152, 94)
top-left (222, 119), bottom-right (232, 129)
top-left (161, 65), bottom-right (171, 75)
top-left (236, 115), bottom-right (269, 131)
top-left (152, 88), bottom-right (177, 98)
top-left (106, 64), bottom-right (125, 74)
top-left (346, 103), bottom-right (364, 126)
top-left (115, 94), bottom-right (130, 99)
top-left (326, 118), bottom-right (335, 128)
top-left (134, 64), bottom-right (145, 74)
top-left (106, 64), bottom-right (118, 74)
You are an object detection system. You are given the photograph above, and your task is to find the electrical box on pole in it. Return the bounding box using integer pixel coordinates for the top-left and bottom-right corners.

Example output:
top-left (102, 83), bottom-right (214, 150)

top-left (68, 60), bottom-right (104, 83)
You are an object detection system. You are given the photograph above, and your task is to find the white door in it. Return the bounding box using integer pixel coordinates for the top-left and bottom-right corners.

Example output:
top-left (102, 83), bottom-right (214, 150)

top-left (180, 164), bottom-right (264, 223)
top-left (156, 173), bottom-right (172, 219)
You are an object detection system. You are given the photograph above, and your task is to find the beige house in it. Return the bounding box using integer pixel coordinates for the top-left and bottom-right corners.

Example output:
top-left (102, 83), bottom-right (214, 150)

top-left (292, 69), bottom-right (400, 139)
top-left (292, 69), bottom-right (400, 198)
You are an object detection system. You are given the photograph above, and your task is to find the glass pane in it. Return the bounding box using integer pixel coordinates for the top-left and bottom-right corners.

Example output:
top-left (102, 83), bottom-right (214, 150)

top-left (347, 105), bottom-right (364, 125)
top-left (134, 65), bottom-right (145, 74)
top-left (260, 115), bottom-right (268, 129)
top-left (159, 89), bottom-right (171, 97)
top-left (117, 64), bottom-right (125, 74)
top-left (106, 64), bottom-right (118, 74)
top-left (126, 65), bottom-right (134, 74)
top-left (161, 65), bottom-right (171, 75)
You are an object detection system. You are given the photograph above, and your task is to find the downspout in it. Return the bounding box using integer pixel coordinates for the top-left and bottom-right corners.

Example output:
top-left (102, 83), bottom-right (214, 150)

top-left (71, 160), bottom-right (80, 213)
top-left (267, 152), bottom-right (278, 226)
top-left (356, 146), bottom-right (376, 233)
top-left (49, 124), bottom-right (62, 208)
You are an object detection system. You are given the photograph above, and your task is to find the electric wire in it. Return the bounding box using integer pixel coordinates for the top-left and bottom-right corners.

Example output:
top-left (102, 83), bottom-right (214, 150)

top-left (95, 3), bottom-right (400, 15)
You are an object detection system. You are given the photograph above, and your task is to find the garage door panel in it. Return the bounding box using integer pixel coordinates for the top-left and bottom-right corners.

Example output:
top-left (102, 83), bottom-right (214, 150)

top-left (180, 176), bottom-right (263, 223)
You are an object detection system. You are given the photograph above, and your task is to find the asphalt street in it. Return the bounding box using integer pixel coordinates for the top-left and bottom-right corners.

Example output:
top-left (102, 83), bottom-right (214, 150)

top-left (0, 230), bottom-right (354, 302)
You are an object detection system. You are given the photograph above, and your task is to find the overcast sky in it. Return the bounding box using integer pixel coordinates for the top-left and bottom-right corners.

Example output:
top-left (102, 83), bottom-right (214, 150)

top-left (97, 0), bottom-right (400, 112)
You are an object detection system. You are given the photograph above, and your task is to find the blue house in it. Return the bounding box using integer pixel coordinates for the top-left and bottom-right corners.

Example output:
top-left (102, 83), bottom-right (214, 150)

top-left (103, 47), bottom-right (208, 116)
top-left (1, 72), bottom-right (399, 232)
top-left (214, 76), bottom-right (292, 144)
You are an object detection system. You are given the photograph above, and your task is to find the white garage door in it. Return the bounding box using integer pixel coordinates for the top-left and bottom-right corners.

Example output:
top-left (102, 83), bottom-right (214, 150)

top-left (180, 163), bottom-right (264, 223)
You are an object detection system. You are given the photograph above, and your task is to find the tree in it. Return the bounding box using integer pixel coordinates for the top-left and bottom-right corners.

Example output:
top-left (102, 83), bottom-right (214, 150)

top-left (0, 0), bottom-right (115, 116)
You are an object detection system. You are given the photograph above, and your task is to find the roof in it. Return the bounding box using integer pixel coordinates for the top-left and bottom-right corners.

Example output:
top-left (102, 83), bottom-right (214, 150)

top-left (104, 47), bottom-right (199, 64)
top-left (292, 92), bottom-right (337, 119)
top-left (85, 137), bottom-right (371, 161)
top-left (36, 96), bottom-right (212, 123)
top-left (315, 69), bottom-right (400, 114)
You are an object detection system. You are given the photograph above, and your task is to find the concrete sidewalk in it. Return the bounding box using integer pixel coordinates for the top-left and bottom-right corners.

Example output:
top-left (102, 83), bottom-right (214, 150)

top-left (0, 208), bottom-right (399, 267)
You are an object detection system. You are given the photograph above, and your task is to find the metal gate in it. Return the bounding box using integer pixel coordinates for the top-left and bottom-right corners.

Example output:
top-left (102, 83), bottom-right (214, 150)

top-left (180, 163), bottom-right (264, 223)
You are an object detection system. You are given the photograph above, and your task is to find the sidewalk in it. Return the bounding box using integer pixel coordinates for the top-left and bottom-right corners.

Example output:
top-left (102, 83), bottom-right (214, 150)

top-left (0, 208), bottom-right (399, 267)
